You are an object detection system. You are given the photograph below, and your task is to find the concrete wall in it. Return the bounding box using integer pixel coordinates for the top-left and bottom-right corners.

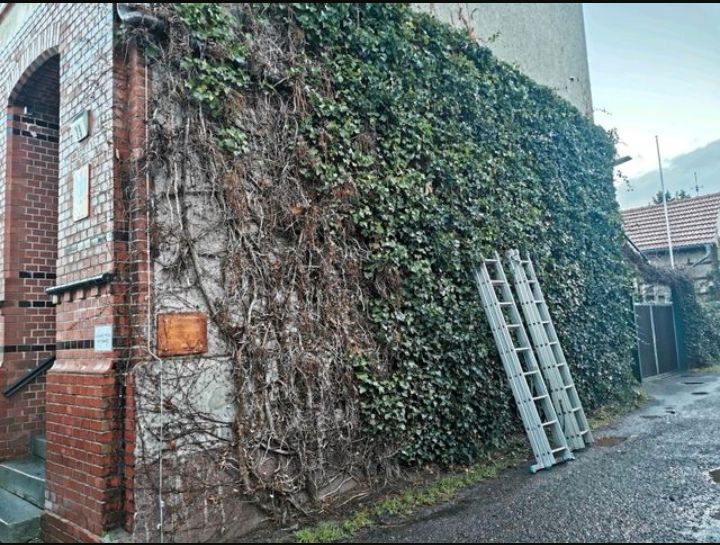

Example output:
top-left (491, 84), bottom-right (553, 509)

top-left (414, 3), bottom-right (594, 116)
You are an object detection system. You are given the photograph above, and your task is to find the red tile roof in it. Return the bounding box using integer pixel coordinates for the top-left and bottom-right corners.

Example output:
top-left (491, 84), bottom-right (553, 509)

top-left (622, 192), bottom-right (720, 251)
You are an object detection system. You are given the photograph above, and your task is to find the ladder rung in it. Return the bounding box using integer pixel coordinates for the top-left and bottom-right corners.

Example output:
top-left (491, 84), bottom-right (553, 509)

top-left (499, 302), bottom-right (513, 307)
top-left (551, 447), bottom-right (568, 454)
top-left (579, 430), bottom-right (592, 436)
top-left (542, 420), bottom-right (558, 428)
top-left (541, 321), bottom-right (551, 325)
top-left (563, 385), bottom-right (573, 390)
top-left (532, 395), bottom-right (549, 402)
top-left (507, 323), bottom-right (522, 330)
top-left (491, 280), bottom-right (506, 286)
top-left (515, 347), bottom-right (531, 353)
top-left (549, 341), bottom-right (560, 346)
top-left (571, 407), bottom-right (582, 413)
top-left (534, 300), bottom-right (543, 304)
top-left (524, 370), bottom-right (541, 377)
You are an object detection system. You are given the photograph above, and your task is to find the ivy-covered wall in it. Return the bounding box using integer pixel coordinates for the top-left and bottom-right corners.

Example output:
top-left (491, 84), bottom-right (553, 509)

top-left (135, 3), bottom-right (638, 532)
top-left (288, 2), bottom-right (637, 463)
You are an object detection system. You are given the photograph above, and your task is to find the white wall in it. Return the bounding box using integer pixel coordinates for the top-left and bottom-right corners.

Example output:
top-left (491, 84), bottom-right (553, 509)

top-left (413, 3), bottom-right (594, 116)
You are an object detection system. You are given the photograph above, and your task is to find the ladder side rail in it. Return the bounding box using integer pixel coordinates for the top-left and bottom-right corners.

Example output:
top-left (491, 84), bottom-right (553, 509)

top-left (523, 254), bottom-right (594, 444)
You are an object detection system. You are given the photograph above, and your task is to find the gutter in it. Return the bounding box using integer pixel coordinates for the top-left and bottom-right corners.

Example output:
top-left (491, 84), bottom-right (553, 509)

top-left (623, 234), bottom-right (651, 264)
top-left (640, 242), bottom-right (714, 255)
top-left (117, 3), bottom-right (166, 32)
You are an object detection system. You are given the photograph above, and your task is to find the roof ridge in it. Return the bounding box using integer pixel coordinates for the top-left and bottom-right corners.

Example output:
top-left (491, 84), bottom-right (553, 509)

top-left (622, 191), bottom-right (720, 251)
top-left (621, 190), bottom-right (720, 215)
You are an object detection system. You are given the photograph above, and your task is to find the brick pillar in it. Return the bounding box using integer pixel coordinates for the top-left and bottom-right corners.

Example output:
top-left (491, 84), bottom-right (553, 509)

top-left (42, 39), bottom-right (150, 543)
top-left (0, 56), bottom-right (59, 460)
top-left (42, 277), bottom-right (128, 538)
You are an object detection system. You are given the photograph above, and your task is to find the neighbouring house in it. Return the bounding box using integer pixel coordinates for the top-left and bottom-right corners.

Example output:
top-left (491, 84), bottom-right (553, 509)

top-left (622, 192), bottom-right (720, 302)
top-left (0, 3), bottom-right (601, 543)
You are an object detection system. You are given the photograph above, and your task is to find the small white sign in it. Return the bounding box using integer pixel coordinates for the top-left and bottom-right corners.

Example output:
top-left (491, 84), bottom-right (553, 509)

top-left (70, 110), bottom-right (91, 142)
top-left (95, 325), bottom-right (113, 352)
top-left (72, 164), bottom-right (90, 222)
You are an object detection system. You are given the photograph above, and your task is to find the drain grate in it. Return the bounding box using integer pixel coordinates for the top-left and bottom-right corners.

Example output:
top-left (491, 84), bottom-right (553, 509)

top-left (693, 392), bottom-right (709, 396)
top-left (710, 468), bottom-right (720, 484)
top-left (641, 415), bottom-right (662, 420)
top-left (685, 381), bottom-right (705, 385)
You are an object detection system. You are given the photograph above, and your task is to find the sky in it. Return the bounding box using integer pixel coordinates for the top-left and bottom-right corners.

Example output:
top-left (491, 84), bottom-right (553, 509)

top-left (584, 3), bottom-right (720, 208)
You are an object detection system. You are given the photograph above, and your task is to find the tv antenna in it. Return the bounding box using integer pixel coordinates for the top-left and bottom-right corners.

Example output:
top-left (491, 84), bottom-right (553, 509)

top-left (694, 172), bottom-right (703, 196)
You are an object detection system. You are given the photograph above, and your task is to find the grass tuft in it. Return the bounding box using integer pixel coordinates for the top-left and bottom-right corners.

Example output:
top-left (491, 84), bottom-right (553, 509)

top-left (292, 456), bottom-right (519, 543)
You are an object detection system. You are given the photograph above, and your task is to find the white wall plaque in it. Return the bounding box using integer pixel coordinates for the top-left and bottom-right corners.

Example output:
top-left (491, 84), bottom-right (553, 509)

top-left (72, 164), bottom-right (90, 222)
top-left (70, 110), bottom-right (91, 142)
top-left (95, 325), bottom-right (113, 352)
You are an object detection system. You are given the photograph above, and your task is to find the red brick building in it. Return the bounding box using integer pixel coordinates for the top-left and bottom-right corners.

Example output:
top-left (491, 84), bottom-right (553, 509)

top-left (0, 3), bottom-right (150, 542)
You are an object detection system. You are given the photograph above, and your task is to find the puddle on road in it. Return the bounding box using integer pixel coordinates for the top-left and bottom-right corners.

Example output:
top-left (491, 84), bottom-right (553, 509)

top-left (595, 436), bottom-right (627, 447)
top-left (693, 392), bottom-right (710, 396)
top-left (710, 468), bottom-right (720, 484)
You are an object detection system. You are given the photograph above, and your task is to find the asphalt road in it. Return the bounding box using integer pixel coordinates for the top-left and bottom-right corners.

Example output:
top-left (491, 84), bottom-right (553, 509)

top-left (359, 373), bottom-right (720, 543)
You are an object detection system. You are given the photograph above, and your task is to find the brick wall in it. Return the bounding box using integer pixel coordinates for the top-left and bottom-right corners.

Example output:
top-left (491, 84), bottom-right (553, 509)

top-left (0, 4), bottom-right (150, 543)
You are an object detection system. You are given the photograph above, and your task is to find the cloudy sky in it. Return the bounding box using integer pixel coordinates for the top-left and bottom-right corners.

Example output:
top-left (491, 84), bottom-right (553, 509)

top-left (584, 3), bottom-right (720, 208)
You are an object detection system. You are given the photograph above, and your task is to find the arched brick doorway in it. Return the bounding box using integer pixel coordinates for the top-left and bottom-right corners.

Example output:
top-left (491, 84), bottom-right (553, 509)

top-left (0, 52), bottom-right (60, 460)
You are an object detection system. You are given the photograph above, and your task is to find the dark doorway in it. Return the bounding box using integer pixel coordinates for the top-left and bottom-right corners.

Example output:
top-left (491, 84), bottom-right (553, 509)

top-left (634, 303), bottom-right (680, 380)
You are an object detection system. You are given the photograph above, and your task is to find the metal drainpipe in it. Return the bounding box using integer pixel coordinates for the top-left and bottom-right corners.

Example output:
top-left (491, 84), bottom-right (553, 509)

top-left (114, 3), bottom-right (165, 538)
top-left (119, 3), bottom-right (165, 537)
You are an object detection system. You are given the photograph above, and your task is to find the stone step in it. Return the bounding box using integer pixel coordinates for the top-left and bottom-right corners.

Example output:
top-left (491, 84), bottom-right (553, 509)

top-left (0, 487), bottom-right (41, 543)
top-left (31, 436), bottom-right (45, 461)
top-left (0, 457), bottom-right (44, 509)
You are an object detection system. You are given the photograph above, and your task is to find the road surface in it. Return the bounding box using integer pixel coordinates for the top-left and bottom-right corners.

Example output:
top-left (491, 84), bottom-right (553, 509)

top-left (359, 373), bottom-right (720, 543)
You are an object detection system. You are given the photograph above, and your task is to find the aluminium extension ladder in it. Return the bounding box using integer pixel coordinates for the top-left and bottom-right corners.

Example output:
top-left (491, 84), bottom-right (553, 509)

top-left (474, 253), bottom-right (574, 473)
top-left (507, 250), bottom-right (593, 448)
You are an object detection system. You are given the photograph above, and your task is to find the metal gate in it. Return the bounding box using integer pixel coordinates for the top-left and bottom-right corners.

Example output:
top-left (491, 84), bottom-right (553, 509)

top-left (634, 303), bottom-right (680, 380)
